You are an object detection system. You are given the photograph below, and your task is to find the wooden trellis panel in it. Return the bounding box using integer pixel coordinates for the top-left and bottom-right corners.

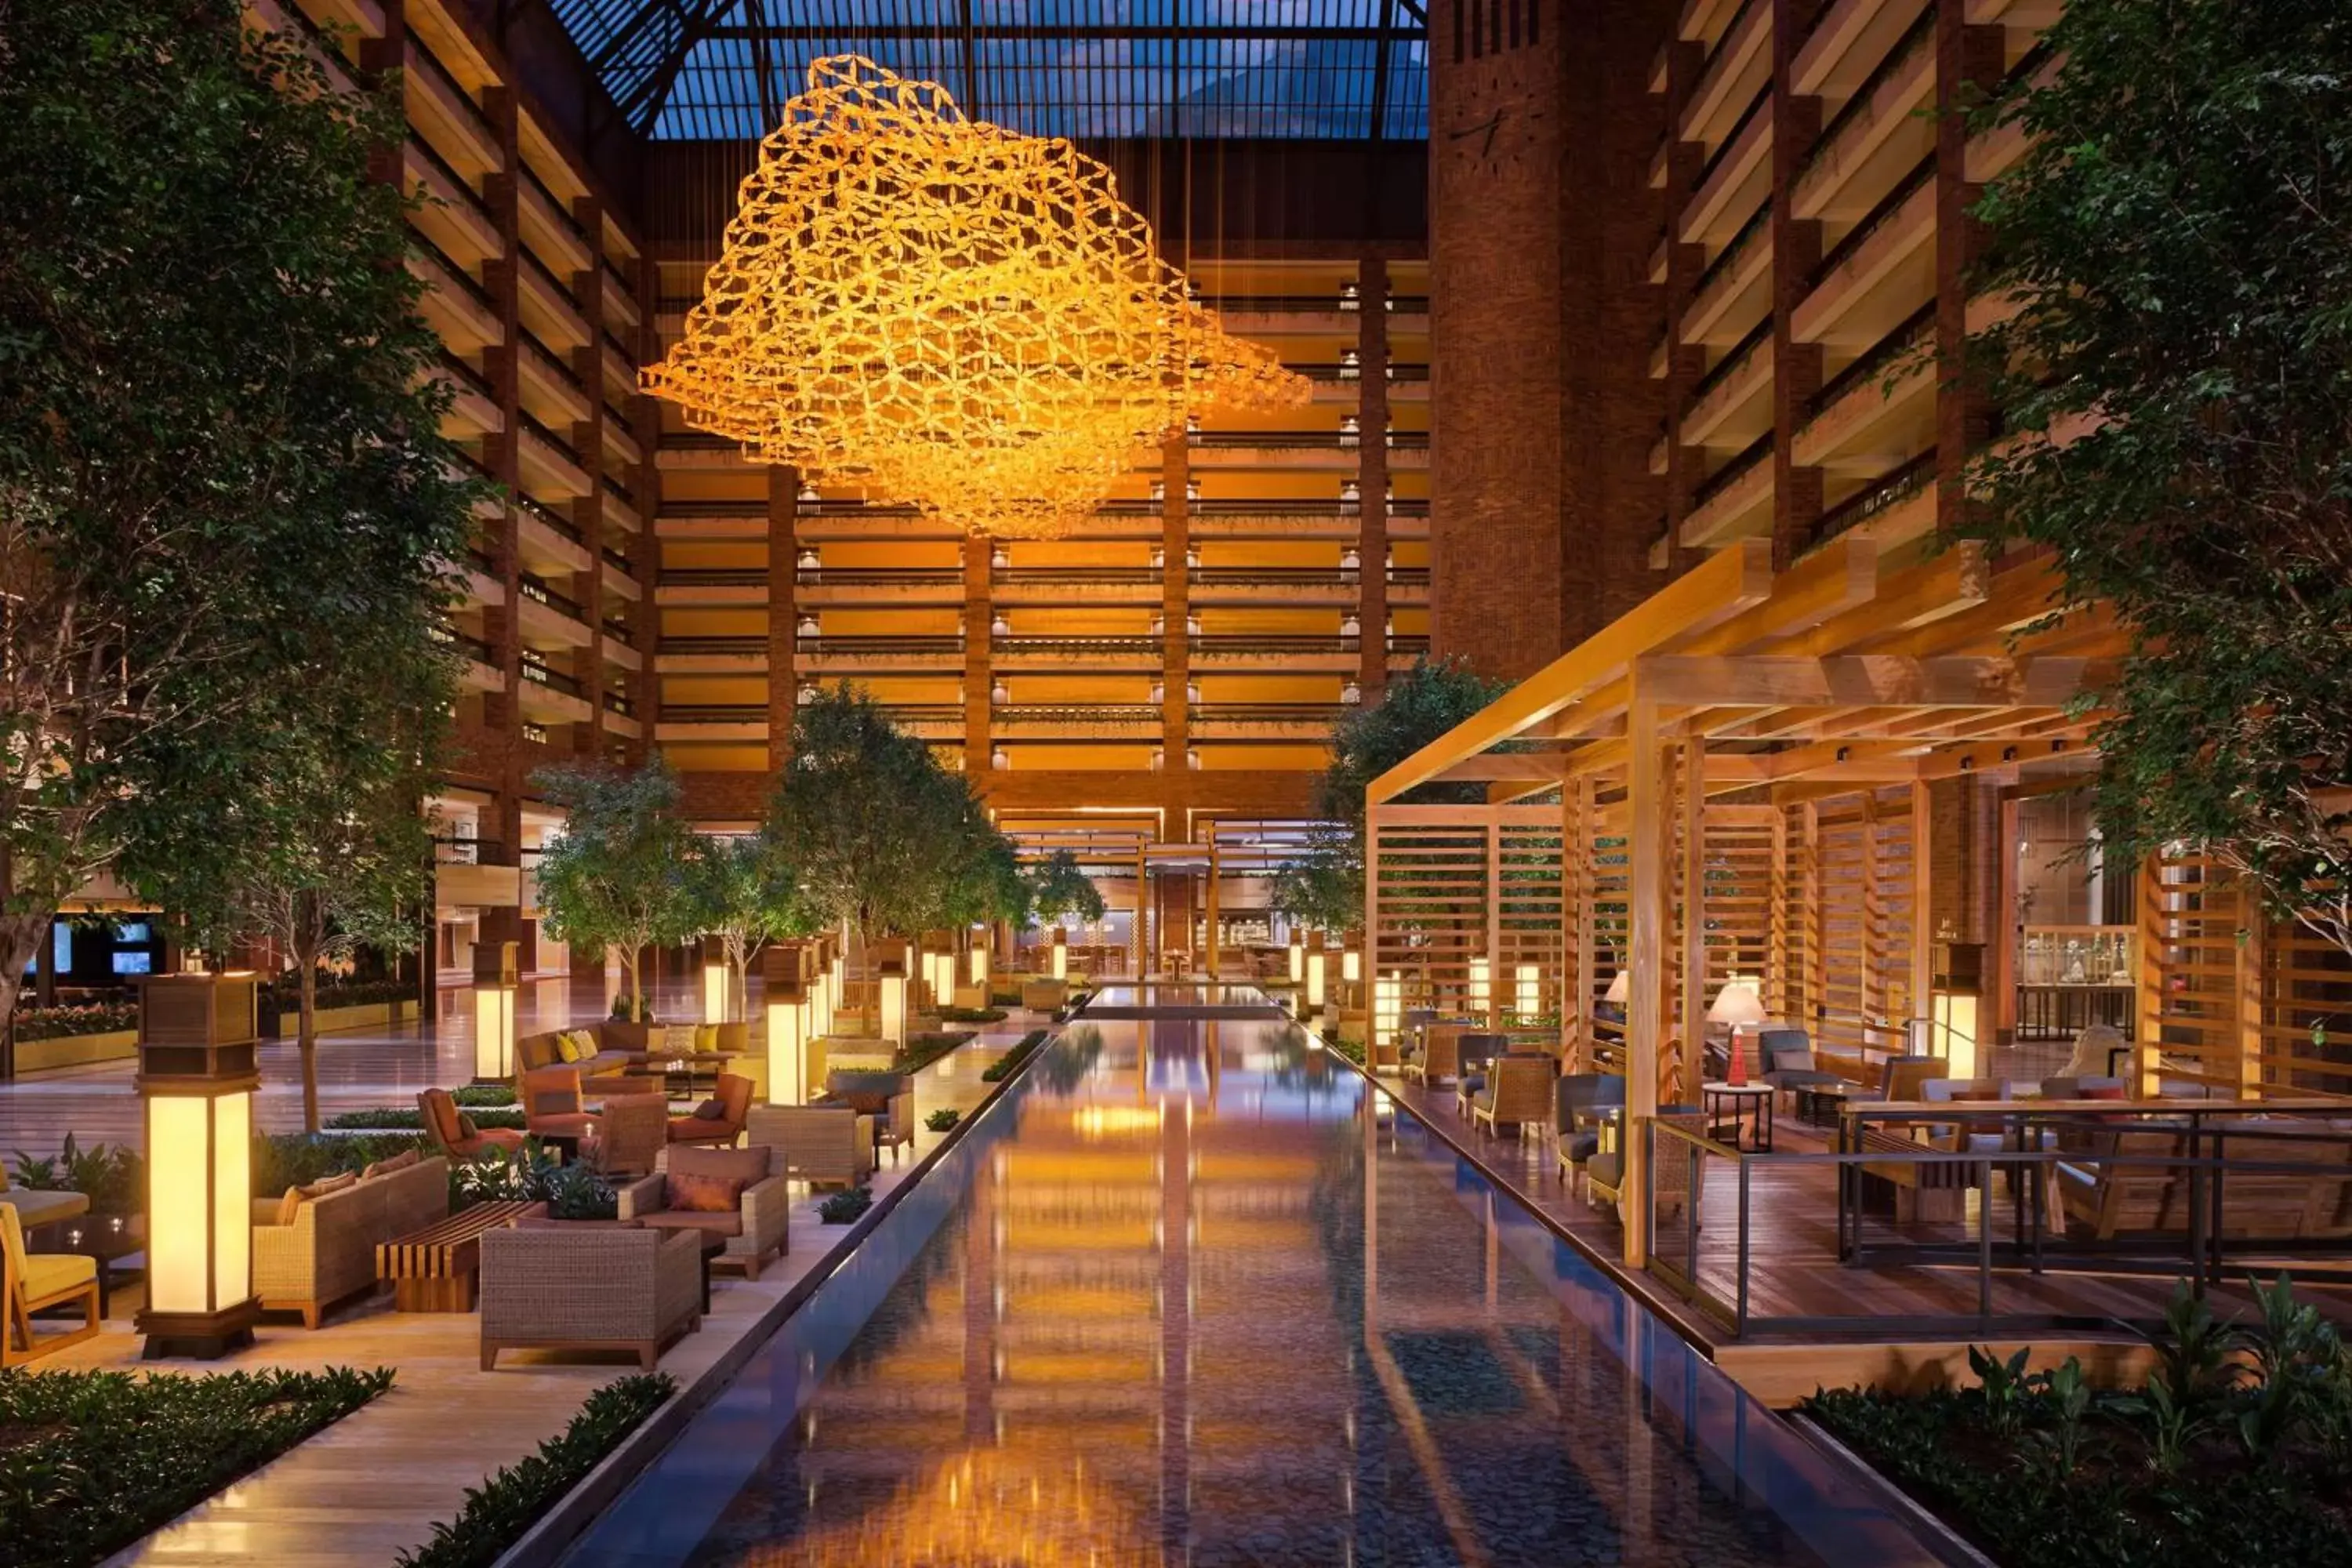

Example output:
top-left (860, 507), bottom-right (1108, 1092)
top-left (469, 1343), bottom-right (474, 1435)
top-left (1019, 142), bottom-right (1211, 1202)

top-left (2140, 849), bottom-right (2248, 1094)
top-left (1367, 804), bottom-right (1566, 1037)
top-left (1800, 787), bottom-right (1919, 1054)
top-left (1497, 816), bottom-right (1566, 1025)
top-left (2265, 920), bottom-right (2352, 1097)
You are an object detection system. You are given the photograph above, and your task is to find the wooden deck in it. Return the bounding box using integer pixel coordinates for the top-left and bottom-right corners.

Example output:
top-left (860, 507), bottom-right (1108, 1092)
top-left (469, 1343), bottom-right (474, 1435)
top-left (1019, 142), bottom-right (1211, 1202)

top-left (1380, 1072), bottom-right (2352, 1405)
top-left (21, 1025), bottom-right (1029, 1568)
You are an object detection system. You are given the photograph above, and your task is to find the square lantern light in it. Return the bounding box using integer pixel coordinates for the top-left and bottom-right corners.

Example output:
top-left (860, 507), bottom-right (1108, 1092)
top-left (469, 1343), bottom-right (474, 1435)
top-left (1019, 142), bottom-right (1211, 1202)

top-left (1374, 972), bottom-right (1403, 1059)
top-left (877, 943), bottom-right (910, 1049)
top-left (763, 942), bottom-right (813, 1105)
top-left (1287, 930), bottom-right (1304, 984)
top-left (1469, 956), bottom-right (1492, 1019)
top-left (1515, 963), bottom-right (1541, 1024)
top-left (1050, 926), bottom-right (1069, 981)
top-left (473, 939), bottom-right (517, 1083)
top-left (968, 932), bottom-right (988, 987)
top-left (1305, 931), bottom-right (1327, 1014)
top-left (137, 973), bottom-right (263, 1359)
top-left (702, 935), bottom-right (730, 1024)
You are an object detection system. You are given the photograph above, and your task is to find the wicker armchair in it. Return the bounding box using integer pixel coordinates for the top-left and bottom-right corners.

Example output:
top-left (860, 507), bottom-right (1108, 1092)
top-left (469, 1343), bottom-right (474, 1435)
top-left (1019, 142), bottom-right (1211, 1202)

top-left (1402, 1022), bottom-right (1470, 1088)
top-left (592, 1094), bottom-right (672, 1178)
top-left (2, 1203), bottom-right (98, 1365)
top-left (252, 1155), bottom-right (448, 1328)
top-left (478, 1224), bottom-right (701, 1370)
top-left (521, 1065), bottom-right (601, 1143)
top-left (419, 1088), bottom-right (524, 1160)
top-left (1472, 1054), bottom-right (1555, 1137)
top-left (1450, 1033), bottom-right (1513, 1118)
top-left (619, 1144), bottom-right (790, 1279)
top-left (745, 1103), bottom-right (876, 1190)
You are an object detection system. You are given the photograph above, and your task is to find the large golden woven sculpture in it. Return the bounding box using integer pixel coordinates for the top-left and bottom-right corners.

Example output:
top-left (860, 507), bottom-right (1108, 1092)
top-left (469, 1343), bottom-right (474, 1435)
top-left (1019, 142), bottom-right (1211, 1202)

top-left (644, 55), bottom-right (1307, 539)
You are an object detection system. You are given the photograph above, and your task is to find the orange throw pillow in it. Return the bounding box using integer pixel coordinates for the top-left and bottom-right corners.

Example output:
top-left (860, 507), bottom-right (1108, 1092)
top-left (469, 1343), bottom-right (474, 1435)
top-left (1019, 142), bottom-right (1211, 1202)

top-left (666, 1171), bottom-right (746, 1214)
top-left (275, 1185), bottom-right (305, 1226)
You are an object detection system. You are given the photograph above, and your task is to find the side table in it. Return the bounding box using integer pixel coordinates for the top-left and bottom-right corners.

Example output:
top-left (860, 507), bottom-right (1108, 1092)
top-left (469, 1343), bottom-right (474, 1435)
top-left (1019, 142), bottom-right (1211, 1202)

top-left (1700, 1081), bottom-right (1775, 1153)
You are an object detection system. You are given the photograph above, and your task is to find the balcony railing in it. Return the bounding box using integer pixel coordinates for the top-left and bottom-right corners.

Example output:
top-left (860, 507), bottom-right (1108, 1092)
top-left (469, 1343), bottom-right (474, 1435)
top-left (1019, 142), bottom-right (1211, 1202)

top-left (1810, 449), bottom-right (1936, 546)
top-left (517, 409), bottom-right (579, 463)
top-left (1690, 433), bottom-right (1773, 510)
top-left (408, 37), bottom-right (488, 136)
top-left (799, 568), bottom-right (965, 587)
top-left (407, 131), bottom-right (492, 224)
top-left (1811, 155), bottom-right (1934, 287)
top-left (601, 615), bottom-right (634, 646)
top-left (519, 246), bottom-right (581, 313)
top-left (878, 703), bottom-right (965, 724)
top-left (991, 637), bottom-right (1161, 659)
top-left (517, 572), bottom-right (584, 620)
top-left (799, 634), bottom-right (964, 655)
top-left (430, 624), bottom-right (498, 666)
top-left (664, 432), bottom-right (738, 452)
top-left (663, 704), bottom-right (768, 724)
top-left (660, 568), bottom-right (767, 588)
top-left (1189, 430), bottom-right (1356, 448)
top-left (1806, 300), bottom-right (1936, 423)
top-left (416, 237), bottom-right (499, 317)
top-left (601, 544), bottom-right (633, 575)
top-left (994, 705), bottom-right (1162, 726)
top-left (466, 546), bottom-right (499, 577)
top-left (438, 350), bottom-right (494, 400)
top-left (1195, 293), bottom-right (1353, 313)
top-left (602, 691), bottom-right (636, 717)
top-left (519, 658), bottom-right (585, 699)
top-left (1388, 634), bottom-right (1432, 657)
top-left (1190, 635), bottom-right (1363, 655)
top-left (1689, 318), bottom-right (1772, 405)
top-left (1189, 703), bottom-right (1350, 724)
top-left (1291, 361), bottom-right (1432, 382)
top-left (1387, 430), bottom-right (1430, 450)
top-left (990, 566), bottom-right (1163, 586)
top-left (1388, 295), bottom-right (1430, 313)
top-left (433, 836), bottom-right (508, 866)
top-left (520, 161), bottom-right (588, 246)
top-left (1190, 567), bottom-right (1359, 587)
top-left (1692, 200), bottom-right (1772, 301)
top-left (665, 635), bottom-right (767, 657)
top-left (657, 500), bottom-right (767, 519)
top-left (1800, 8), bottom-right (1936, 183)
top-left (522, 328), bottom-right (586, 394)
top-left (516, 490), bottom-right (582, 544)
top-left (1388, 565), bottom-right (1432, 586)
top-left (1696, 83), bottom-right (1769, 191)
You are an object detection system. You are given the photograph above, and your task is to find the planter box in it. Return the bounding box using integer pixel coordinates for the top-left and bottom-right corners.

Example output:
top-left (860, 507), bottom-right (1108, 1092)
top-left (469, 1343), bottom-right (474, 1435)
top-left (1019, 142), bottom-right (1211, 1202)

top-left (16, 1027), bottom-right (140, 1073)
top-left (260, 999), bottom-right (416, 1039)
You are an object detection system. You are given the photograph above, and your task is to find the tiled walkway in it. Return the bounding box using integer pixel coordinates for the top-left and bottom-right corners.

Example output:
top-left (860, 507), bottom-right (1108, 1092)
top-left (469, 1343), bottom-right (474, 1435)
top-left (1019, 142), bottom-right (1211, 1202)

top-left (2, 982), bottom-right (1037, 1566)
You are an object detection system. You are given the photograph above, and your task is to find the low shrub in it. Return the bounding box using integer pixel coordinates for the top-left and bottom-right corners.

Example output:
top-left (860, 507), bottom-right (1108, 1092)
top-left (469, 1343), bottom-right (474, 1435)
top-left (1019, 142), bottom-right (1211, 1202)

top-left (260, 977), bottom-right (414, 1013)
top-left (1806, 1276), bottom-right (2352, 1568)
top-left (9, 1132), bottom-right (143, 1213)
top-left (452, 1084), bottom-right (517, 1108)
top-left (542, 1162), bottom-right (619, 1222)
top-left (397, 1374), bottom-right (673, 1568)
top-left (895, 1030), bottom-right (970, 1076)
top-left (323, 1106), bottom-right (528, 1132)
top-left (818, 1186), bottom-right (874, 1224)
top-left (1, 1364), bottom-right (394, 1568)
top-left (448, 1145), bottom-right (564, 1211)
top-left (252, 1131), bottom-right (432, 1196)
top-left (8, 1002), bottom-right (138, 1040)
top-left (938, 1004), bottom-right (1008, 1024)
top-left (924, 1108), bottom-right (961, 1132)
top-left (980, 1029), bottom-right (1049, 1083)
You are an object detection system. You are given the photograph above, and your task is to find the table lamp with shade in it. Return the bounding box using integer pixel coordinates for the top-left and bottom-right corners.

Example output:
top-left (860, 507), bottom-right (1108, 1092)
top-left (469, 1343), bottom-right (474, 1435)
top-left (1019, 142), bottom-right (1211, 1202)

top-left (1602, 971), bottom-right (1629, 1007)
top-left (1708, 976), bottom-right (1768, 1085)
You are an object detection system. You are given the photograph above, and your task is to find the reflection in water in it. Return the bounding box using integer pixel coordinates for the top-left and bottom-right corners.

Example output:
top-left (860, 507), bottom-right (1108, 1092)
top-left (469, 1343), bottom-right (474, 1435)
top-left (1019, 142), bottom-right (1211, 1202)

top-left (571, 1021), bottom-right (1933, 1567)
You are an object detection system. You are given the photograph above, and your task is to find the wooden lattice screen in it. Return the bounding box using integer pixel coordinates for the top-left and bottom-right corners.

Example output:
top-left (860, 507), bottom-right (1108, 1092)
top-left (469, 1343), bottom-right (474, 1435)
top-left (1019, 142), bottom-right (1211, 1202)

top-left (1794, 788), bottom-right (1918, 1056)
top-left (1367, 804), bottom-right (1566, 1036)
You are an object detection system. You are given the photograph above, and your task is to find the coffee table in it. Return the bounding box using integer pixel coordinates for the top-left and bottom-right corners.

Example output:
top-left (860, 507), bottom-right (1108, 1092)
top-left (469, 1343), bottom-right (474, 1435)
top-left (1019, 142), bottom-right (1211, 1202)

top-left (1795, 1081), bottom-right (1854, 1129)
top-left (45, 1213), bottom-right (143, 1318)
top-left (658, 1052), bottom-right (739, 1100)
top-left (376, 1200), bottom-right (546, 1312)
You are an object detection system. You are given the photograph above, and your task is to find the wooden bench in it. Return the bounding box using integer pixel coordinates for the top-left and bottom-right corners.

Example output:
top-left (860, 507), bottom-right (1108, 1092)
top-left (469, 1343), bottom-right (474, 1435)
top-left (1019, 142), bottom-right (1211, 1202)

top-left (376, 1200), bottom-right (545, 1312)
top-left (1856, 1126), bottom-right (1973, 1224)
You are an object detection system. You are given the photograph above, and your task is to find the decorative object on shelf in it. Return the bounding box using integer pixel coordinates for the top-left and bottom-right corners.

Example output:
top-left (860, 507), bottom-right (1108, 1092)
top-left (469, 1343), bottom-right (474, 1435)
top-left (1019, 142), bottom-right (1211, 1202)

top-left (644, 56), bottom-right (1308, 540)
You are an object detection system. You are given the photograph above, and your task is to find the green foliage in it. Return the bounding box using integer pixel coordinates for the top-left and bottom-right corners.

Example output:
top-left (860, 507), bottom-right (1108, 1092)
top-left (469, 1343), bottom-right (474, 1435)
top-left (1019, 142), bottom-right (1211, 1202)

top-left (0, 1363), bottom-right (394, 1568)
top-left (541, 1163), bottom-right (619, 1223)
top-left (924, 1107), bottom-right (962, 1132)
top-left (896, 1030), bottom-right (970, 1076)
top-left (1025, 849), bottom-right (1105, 925)
top-left (259, 978), bottom-right (416, 1014)
top-left (452, 1084), bottom-right (517, 1109)
top-left (1809, 1275), bottom-right (2352, 1566)
top-left (1963, 0), bottom-right (2352, 957)
top-left (677, 829), bottom-right (804, 1020)
top-left (981, 1029), bottom-right (1051, 1082)
top-left (5, 1003), bottom-right (139, 1041)
top-left (937, 1005), bottom-right (1007, 1024)
top-left (396, 1374), bottom-right (673, 1568)
top-left (322, 1106), bottom-right (528, 1132)
top-left (9, 1133), bottom-right (142, 1214)
top-left (532, 757), bottom-right (699, 1021)
top-left (818, 1186), bottom-right (874, 1224)
top-left (0, 0), bottom-right (477, 1044)
top-left (448, 1145), bottom-right (564, 1211)
top-left (250, 1132), bottom-right (431, 1196)
top-left (1270, 658), bottom-right (1512, 928)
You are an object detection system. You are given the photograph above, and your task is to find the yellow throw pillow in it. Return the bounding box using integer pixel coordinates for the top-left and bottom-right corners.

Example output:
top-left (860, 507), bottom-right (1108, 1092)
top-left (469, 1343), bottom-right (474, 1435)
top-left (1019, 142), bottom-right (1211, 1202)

top-left (557, 1030), bottom-right (587, 1064)
top-left (695, 1023), bottom-right (720, 1054)
top-left (274, 1185), bottom-right (304, 1226)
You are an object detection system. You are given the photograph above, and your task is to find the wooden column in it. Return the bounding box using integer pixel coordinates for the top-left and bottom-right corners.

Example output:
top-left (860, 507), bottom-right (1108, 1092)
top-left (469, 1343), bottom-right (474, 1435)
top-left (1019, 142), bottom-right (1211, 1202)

top-left (2133, 854), bottom-right (2165, 1096)
top-left (1993, 792), bottom-right (2020, 1045)
top-left (1566, 775), bottom-right (1595, 1067)
top-left (1204, 838), bottom-right (1221, 981)
top-left (1679, 740), bottom-right (1707, 1082)
top-left (1484, 817), bottom-right (1502, 1028)
top-left (2231, 905), bottom-right (2266, 1100)
top-left (1624, 696), bottom-right (1671, 1268)
top-left (1910, 781), bottom-right (1934, 1030)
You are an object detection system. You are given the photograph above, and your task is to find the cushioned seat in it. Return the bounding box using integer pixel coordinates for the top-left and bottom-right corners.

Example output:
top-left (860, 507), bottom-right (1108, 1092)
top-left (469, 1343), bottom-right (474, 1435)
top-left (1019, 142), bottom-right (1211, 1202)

top-left (1756, 1029), bottom-right (1842, 1091)
top-left (18, 1251), bottom-right (96, 1298)
top-left (0, 1185), bottom-right (89, 1231)
top-left (635, 1210), bottom-right (742, 1236)
top-left (529, 1112), bottom-right (599, 1138)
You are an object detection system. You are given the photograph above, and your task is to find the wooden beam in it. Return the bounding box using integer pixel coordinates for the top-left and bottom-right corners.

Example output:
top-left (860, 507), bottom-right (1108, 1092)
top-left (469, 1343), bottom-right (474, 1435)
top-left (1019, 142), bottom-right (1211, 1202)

top-left (1775, 540), bottom-right (1992, 657)
top-left (1679, 739), bottom-right (1707, 1088)
top-left (2135, 854), bottom-right (2166, 1098)
top-left (1430, 753), bottom-right (1569, 782)
top-left (1367, 539), bottom-right (1773, 805)
top-left (1632, 655), bottom-right (2116, 710)
top-left (1911, 781), bottom-right (1933, 1032)
top-left (1624, 697), bottom-right (1669, 1269)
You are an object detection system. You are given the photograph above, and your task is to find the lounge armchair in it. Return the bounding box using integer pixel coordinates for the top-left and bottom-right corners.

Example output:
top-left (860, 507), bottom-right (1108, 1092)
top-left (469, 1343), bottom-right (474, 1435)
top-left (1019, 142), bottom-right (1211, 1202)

top-left (1585, 1109), bottom-right (1707, 1224)
top-left (619, 1144), bottom-right (790, 1279)
top-left (593, 1093), bottom-right (672, 1177)
top-left (0, 1167), bottom-right (89, 1232)
top-left (745, 1103), bottom-right (875, 1189)
top-left (521, 1065), bottom-right (601, 1145)
top-left (669, 1072), bottom-right (753, 1146)
top-left (1401, 1022), bottom-right (1470, 1088)
top-left (871, 1087), bottom-right (917, 1166)
top-left (253, 1152), bottom-right (448, 1327)
top-left (1450, 1033), bottom-right (1512, 1117)
top-left (2, 1203), bottom-right (98, 1365)
top-left (1472, 1053), bottom-right (1555, 1138)
top-left (419, 1087), bottom-right (525, 1160)
top-left (1554, 1073), bottom-right (1626, 1189)
top-left (479, 1224), bottom-right (700, 1370)
top-left (1756, 1029), bottom-right (1845, 1102)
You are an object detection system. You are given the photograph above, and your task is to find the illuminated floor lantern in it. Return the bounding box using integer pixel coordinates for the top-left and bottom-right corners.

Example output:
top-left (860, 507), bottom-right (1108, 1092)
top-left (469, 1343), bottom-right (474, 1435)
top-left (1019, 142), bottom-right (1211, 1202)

top-left (474, 940), bottom-right (517, 1083)
top-left (1515, 963), bottom-right (1541, 1024)
top-left (920, 930), bottom-right (953, 1011)
top-left (1469, 956), bottom-right (1492, 1020)
top-left (968, 935), bottom-right (988, 988)
top-left (702, 935), bottom-right (730, 1024)
top-left (878, 945), bottom-right (910, 1049)
top-left (1050, 927), bottom-right (1068, 981)
top-left (1305, 932), bottom-right (1327, 1015)
top-left (137, 973), bottom-right (263, 1359)
top-left (1287, 931), bottom-right (1304, 984)
top-left (829, 939), bottom-right (847, 1036)
top-left (764, 944), bottom-right (813, 1105)
top-left (1374, 972), bottom-right (1403, 1064)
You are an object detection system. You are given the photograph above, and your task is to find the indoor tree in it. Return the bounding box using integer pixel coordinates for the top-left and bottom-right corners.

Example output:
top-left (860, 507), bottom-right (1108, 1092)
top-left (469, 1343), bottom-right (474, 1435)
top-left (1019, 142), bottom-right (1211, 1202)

top-left (1025, 849), bottom-right (1107, 931)
top-left (0, 0), bottom-right (476, 1063)
top-left (1964, 0), bottom-right (2352, 960)
top-left (532, 757), bottom-right (697, 1022)
top-left (679, 829), bottom-right (803, 1021)
top-left (1270, 657), bottom-right (1509, 928)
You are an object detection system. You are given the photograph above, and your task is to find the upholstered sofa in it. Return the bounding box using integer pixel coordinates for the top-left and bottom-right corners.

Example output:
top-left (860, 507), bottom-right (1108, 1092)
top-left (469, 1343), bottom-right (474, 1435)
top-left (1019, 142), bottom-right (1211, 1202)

top-left (252, 1152), bottom-right (448, 1327)
top-left (618, 1143), bottom-right (790, 1279)
top-left (516, 1020), bottom-right (652, 1083)
top-left (746, 1103), bottom-right (875, 1189)
top-left (0, 1168), bottom-right (89, 1232)
top-left (479, 1223), bottom-right (701, 1370)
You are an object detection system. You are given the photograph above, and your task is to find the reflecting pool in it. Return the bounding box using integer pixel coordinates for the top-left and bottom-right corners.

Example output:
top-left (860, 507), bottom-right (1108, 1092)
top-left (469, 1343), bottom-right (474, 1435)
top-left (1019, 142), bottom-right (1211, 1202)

top-left (568, 1015), bottom-right (1943, 1566)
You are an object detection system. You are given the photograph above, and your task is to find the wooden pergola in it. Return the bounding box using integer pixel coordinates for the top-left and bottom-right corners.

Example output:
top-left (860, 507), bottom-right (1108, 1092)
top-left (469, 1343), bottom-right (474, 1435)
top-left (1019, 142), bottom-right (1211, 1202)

top-left (1363, 535), bottom-right (2152, 1263)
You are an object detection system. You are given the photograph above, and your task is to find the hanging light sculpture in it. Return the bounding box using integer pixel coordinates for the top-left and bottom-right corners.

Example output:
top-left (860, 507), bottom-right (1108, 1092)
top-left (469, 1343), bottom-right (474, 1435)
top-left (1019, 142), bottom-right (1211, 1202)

top-left (644, 56), bottom-right (1308, 539)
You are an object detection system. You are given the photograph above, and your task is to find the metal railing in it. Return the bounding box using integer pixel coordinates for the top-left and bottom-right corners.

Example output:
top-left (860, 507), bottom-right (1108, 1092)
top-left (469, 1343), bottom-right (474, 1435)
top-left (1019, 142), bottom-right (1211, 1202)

top-left (1688, 318), bottom-right (1772, 406)
top-left (519, 159), bottom-right (588, 246)
top-left (800, 568), bottom-right (964, 587)
top-left (601, 545), bottom-right (633, 576)
top-left (991, 565), bottom-right (1162, 586)
top-left (602, 691), bottom-right (636, 717)
top-left (662, 704), bottom-right (769, 724)
top-left (517, 572), bottom-right (583, 620)
top-left (516, 409), bottom-right (579, 464)
top-left (1645, 1099), bottom-right (2352, 1341)
top-left (515, 489), bottom-right (581, 544)
top-left (1690, 433), bottom-right (1772, 510)
top-left (799, 634), bottom-right (963, 656)
top-left (437, 350), bottom-right (494, 400)
top-left (601, 473), bottom-right (638, 508)
top-left (600, 615), bottom-right (634, 647)
top-left (660, 568), bottom-right (766, 588)
top-left (1800, 8), bottom-right (1936, 184)
top-left (1190, 703), bottom-right (1349, 724)
top-left (1189, 634), bottom-right (1362, 655)
top-left (1691, 199), bottom-right (1772, 302)
top-left (1388, 634), bottom-right (1432, 657)
top-left (1809, 449), bottom-right (1936, 547)
top-left (1811, 154), bottom-right (1934, 287)
top-left (521, 328), bottom-right (585, 394)
top-left (406, 131), bottom-right (492, 223)
top-left (1190, 566), bottom-right (1359, 587)
top-left (517, 246), bottom-right (583, 317)
top-left (663, 635), bottom-right (766, 657)
top-left (414, 238), bottom-right (498, 317)
top-left (430, 625), bottom-right (497, 666)
top-left (994, 705), bottom-right (1161, 727)
top-left (406, 38), bottom-right (487, 135)
top-left (1807, 300), bottom-right (1936, 419)
top-left (518, 657), bottom-right (584, 699)
top-left (990, 637), bottom-right (1160, 659)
